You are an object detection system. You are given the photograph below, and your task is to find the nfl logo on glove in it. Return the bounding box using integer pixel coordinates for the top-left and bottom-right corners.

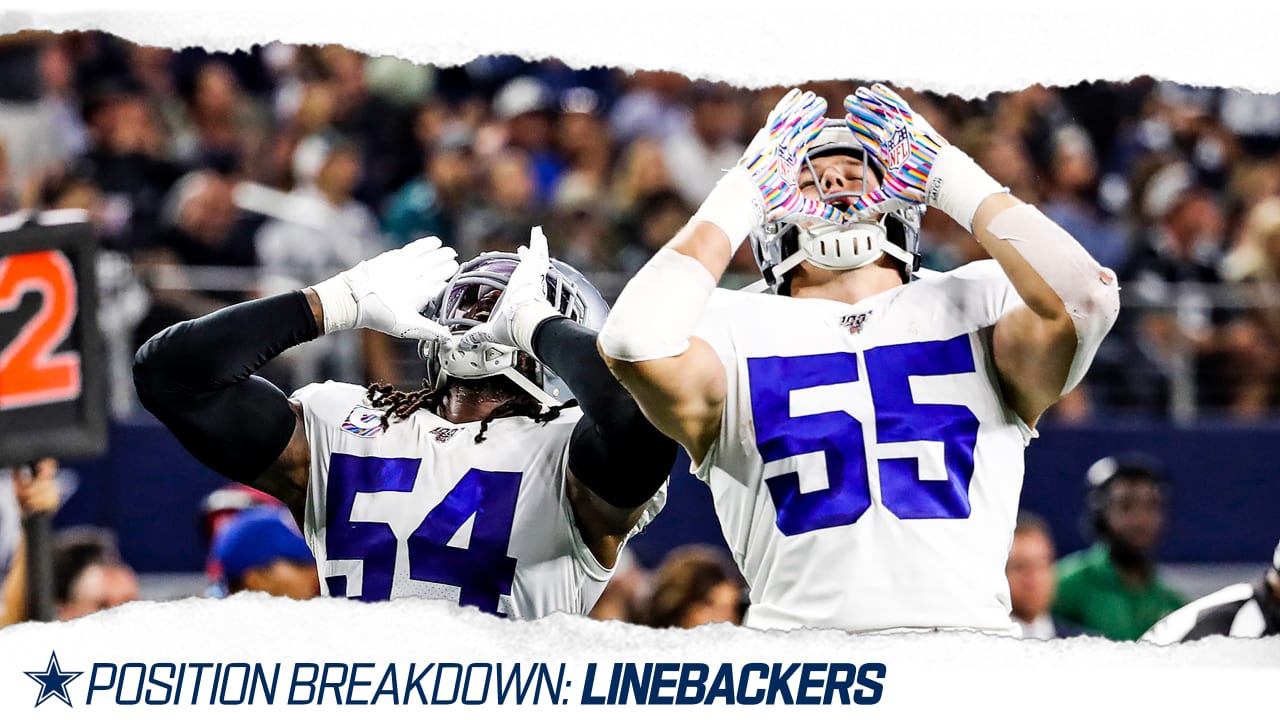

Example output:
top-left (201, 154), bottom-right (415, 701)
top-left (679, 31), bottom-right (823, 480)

top-left (885, 126), bottom-right (911, 169)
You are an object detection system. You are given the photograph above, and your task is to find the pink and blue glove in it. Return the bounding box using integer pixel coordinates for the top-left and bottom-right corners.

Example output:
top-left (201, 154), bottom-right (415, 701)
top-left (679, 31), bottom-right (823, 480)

top-left (692, 88), bottom-right (851, 250)
top-left (843, 83), bottom-right (1004, 232)
top-left (742, 88), bottom-right (849, 224)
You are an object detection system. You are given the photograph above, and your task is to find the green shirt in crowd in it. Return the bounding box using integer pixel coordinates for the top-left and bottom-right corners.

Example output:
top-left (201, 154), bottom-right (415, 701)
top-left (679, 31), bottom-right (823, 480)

top-left (1053, 543), bottom-right (1186, 641)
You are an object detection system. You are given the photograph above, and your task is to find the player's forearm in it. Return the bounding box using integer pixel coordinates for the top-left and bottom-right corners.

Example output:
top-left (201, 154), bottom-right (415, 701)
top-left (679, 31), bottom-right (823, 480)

top-left (668, 221), bottom-right (737, 284)
top-left (971, 194), bottom-right (1070, 322)
top-left (132, 291), bottom-right (317, 482)
top-left (533, 318), bottom-right (676, 509)
top-left (968, 190), bottom-right (1120, 394)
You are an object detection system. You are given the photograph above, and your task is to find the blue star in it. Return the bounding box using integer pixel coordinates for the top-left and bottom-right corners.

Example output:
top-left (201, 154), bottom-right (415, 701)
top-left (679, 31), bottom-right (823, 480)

top-left (24, 651), bottom-right (82, 708)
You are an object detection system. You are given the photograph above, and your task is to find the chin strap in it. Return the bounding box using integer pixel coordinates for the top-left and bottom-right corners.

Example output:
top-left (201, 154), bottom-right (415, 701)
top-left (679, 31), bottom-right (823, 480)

top-left (744, 222), bottom-right (918, 294)
top-left (498, 365), bottom-right (561, 412)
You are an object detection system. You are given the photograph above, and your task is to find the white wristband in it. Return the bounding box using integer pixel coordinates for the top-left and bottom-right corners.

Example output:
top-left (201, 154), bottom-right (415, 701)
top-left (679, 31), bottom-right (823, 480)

top-left (308, 275), bottom-right (358, 335)
top-left (925, 145), bottom-right (1008, 232)
top-left (690, 167), bottom-right (764, 254)
top-left (599, 248), bottom-right (716, 362)
top-left (508, 302), bottom-right (561, 359)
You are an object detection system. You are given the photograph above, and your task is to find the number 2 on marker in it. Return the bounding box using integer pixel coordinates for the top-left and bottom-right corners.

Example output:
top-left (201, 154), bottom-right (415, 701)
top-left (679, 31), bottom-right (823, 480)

top-left (0, 250), bottom-right (82, 409)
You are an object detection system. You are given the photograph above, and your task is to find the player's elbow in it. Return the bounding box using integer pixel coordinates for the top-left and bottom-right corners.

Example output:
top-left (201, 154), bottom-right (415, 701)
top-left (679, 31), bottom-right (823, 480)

top-left (1070, 271), bottom-right (1121, 344)
top-left (132, 323), bottom-right (185, 411)
top-left (597, 320), bottom-right (690, 366)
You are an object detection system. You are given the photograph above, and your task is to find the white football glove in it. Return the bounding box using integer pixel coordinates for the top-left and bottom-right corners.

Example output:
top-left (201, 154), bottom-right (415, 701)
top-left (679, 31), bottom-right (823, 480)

top-left (458, 226), bottom-right (560, 356)
top-left (308, 236), bottom-right (458, 340)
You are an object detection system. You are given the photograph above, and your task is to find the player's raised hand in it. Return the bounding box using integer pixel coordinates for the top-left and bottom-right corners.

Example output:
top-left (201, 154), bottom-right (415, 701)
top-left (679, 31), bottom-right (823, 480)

top-left (842, 84), bottom-right (947, 216)
top-left (844, 84), bottom-right (1004, 231)
top-left (310, 236), bottom-right (459, 340)
top-left (458, 226), bottom-right (558, 356)
top-left (741, 89), bottom-right (851, 225)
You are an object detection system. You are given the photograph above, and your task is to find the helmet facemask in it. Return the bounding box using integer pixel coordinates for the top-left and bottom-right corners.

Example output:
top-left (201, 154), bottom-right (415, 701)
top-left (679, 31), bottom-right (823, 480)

top-left (419, 252), bottom-right (606, 410)
top-left (746, 120), bottom-right (925, 294)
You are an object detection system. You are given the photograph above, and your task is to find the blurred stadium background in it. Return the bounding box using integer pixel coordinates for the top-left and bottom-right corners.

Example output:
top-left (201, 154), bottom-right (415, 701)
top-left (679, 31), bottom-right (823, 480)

top-left (0, 31), bottom-right (1276, 622)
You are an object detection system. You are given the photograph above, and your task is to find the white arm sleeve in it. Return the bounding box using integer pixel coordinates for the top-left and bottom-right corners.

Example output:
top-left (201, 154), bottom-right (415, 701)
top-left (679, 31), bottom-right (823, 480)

top-left (598, 248), bottom-right (717, 362)
top-left (985, 204), bottom-right (1121, 394)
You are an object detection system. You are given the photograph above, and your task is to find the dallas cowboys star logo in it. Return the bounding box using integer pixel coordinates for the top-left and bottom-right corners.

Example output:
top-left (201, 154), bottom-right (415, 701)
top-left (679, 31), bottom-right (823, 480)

top-left (24, 651), bottom-right (82, 708)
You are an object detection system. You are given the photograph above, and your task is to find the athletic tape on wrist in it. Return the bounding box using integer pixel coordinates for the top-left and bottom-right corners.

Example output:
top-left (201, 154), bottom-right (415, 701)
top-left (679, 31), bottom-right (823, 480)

top-left (690, 167), bottom-right (764, 255)
top-left (598, 248), bottom-right (716, 362)
top-left (308, 275), bottom-right (358, 335)
top-left (927, 146), bottom-right (1008, 232)
top-left (509, 302), bottom-right (561, 359)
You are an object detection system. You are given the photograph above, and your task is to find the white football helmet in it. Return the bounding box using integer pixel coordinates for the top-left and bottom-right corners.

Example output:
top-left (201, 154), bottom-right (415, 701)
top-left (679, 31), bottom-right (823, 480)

top-left (747, 119), bottom-right (925, 295)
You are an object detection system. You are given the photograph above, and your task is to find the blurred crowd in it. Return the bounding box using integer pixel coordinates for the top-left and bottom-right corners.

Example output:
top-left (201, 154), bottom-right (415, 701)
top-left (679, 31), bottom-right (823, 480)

top-left (0, 457), bottom-right (749, 631)
top-left (7, 453), bottom-right (1277, 643)
top-left (5, 31), bottom-right (1280, 420)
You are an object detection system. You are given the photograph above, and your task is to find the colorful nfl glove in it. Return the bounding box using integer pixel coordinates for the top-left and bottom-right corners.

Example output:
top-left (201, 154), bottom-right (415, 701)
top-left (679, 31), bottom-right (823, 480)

top-left (843, 84), bottom-right (946, 214)
top-left (743, 88), bottom-right (851, 224)
top-left (844, 83), bottom-right (1004, 231)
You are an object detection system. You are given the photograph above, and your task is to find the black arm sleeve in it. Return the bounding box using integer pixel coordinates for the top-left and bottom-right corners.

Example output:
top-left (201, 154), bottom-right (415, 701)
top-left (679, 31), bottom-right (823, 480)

top-left (532, 317), bottom-right (676, 509)
top-left (132, 291), bottom-right (319, 483)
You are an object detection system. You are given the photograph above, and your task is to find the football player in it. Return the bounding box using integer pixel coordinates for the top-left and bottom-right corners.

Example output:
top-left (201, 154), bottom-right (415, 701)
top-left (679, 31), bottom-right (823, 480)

top-left (134, 230), bottom-right (672, 618)
top-left (599, 86), bottom-right (1120, 634)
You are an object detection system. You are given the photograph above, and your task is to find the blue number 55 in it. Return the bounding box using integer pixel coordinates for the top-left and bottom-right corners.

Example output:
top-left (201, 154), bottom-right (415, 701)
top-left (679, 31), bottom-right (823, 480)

top-left (748, 334), bottom-right (980, 535)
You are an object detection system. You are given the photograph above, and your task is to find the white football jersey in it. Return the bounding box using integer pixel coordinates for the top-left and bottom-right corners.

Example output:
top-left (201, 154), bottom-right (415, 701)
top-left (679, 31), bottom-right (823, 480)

top-left (292, 381), bottom-right (664, 619)
top-left (694, 260), bottom-right (1034, 634)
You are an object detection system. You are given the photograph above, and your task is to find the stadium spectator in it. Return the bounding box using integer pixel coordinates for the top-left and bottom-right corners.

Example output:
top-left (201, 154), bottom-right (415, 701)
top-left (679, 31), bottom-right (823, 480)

top-left (198, 484), bottom-right (282, 597)
top-left (546, 183), bottom-right (614, 274)
top-left (131, 169), bottom-right (259, 349)
top-left (492, 75), bottom-right (562, 205)
top-left (381, 122), bottom-right (475, 247)
top-left (614, 188), bottom-right (692, 277)
top-left (640, 546), bottom-right (747, 629)
top-left (456, 148), bottom-right (539, 259)
top-left (1054, 455), bottom-right (1185, 640)
top-left (608, 70), bottom-right (689, 145)
top-left (661, 81), bottom-right (745, 209)
top-left (0, 32), bottom-right (75, 197)
top-left (1040, 124), bottom-right (1130, 273)
top-left (1142, 537), bottom-right (1280, 643)
top-left (255, 131), bottom-right (394, 387)
top-left (609, 137), bottom-right (673, 216)
top-left (1111, 161), bottom-right (1250, 414)
top-left (31, 167), bottom-right (151, 416)
top-left (3, 511), bottom-right (140, 626)
top-left (171, 59), bottom-right (267, 173)
top-left (0, 459), bottom-right (61, 628)
top-left (77, 78), bottom-right (185, 251)
top-left (210, 507), bottom-right (319, 601)
top-left (553, 88), bottom-right (611, 202)
top-left (1218, 197), bottom-right (1280, 415)
top-left (1005, 512), bottom-right (1088, 639)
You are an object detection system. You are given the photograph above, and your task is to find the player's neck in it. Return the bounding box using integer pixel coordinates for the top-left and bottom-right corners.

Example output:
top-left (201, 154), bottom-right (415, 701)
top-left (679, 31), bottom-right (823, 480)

top-left (438, 383), bottom-right (519, 424)
top-left (789, 262), bottom-right (903, 305)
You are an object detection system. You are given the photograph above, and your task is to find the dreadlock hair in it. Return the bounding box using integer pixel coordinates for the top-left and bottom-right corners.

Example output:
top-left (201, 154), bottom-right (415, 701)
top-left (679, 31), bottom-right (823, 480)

top-left (366, 380), bottom-right (444, 430)
top-left (366, 374), bottom-right (578, 444)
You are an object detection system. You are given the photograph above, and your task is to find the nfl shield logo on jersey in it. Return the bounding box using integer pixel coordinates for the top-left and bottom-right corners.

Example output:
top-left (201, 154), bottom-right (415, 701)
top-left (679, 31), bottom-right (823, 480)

top-left (840, 310), bottom-right (873, 334)
top-left (429, 427), bottom-right (461, 443)
top-left (885, 126), bottom-right (911, 170)
top-left (340, 405), bottom-right (385, 438)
